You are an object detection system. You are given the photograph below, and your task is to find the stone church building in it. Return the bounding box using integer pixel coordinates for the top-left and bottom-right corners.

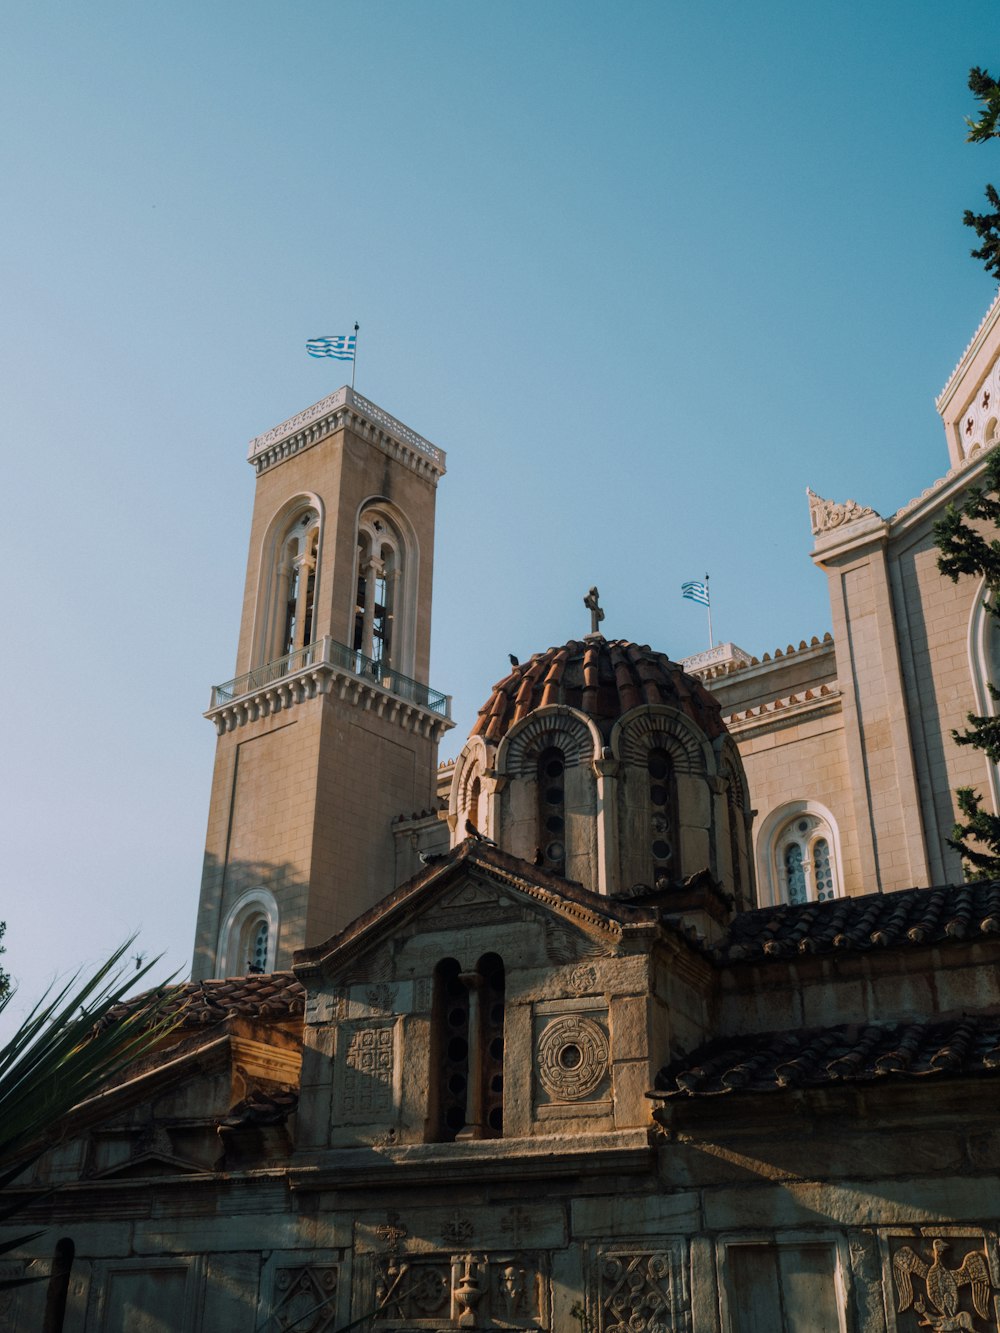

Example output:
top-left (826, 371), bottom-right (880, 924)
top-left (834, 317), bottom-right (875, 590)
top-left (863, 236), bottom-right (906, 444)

top-left (7, 298), bottom-right (1000, 1331)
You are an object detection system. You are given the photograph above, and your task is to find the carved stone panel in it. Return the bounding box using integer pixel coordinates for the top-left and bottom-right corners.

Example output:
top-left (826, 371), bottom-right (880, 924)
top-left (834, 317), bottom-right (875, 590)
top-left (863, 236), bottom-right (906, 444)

top-left (882, 1230), bottom-right (1000, 1333)
top-left (337, 1021), bottom-right (397, 1123)
top-left (535, 1013), bottom-right (610, 1104)
top-left (362, 1250), bottom-right (548, 1329)
top-left (589, 1244), bottom-right (691, 1333)
top-left (270, 1264), bottom-right (340, 1332)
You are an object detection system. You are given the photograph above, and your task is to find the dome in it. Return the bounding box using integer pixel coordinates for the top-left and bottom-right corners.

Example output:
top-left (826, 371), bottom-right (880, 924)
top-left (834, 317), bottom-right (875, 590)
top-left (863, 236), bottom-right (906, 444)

top-left (470, 637), bottom-right (728, 745)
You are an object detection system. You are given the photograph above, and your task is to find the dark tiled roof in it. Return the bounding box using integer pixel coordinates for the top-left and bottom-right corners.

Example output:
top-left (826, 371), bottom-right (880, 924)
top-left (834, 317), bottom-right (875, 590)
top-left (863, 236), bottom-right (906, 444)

top-left (714, 883), bottom-right (1000, 963)
top-left (654, 1017), bottom-right (1000, 1099)
top-left (105, 972), bottom-right (305, 1029)
top-left (472, 638), bottom-right (727, 744)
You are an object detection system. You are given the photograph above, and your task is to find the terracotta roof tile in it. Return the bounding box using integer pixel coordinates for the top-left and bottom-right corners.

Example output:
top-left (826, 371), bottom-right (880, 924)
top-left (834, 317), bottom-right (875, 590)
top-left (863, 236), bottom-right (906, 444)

top-left (653, 1016), bottom-right (1000, 1098)
top-left (471, 639), bottom-right (727, 744)
top-left (715, 883), bottom-right (1000, 963)
top-left (105, 972), bottom-right (305, 1030)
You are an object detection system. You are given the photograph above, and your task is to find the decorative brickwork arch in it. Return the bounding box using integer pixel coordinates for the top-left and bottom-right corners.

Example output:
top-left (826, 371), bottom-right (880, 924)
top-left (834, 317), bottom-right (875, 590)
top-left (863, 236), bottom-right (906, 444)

top-left (611, 706), bottom-right (713, 777)
top-left (449, 736), bottom-right (490, 842)
top-left (496, 706), bottom-right (600, 778)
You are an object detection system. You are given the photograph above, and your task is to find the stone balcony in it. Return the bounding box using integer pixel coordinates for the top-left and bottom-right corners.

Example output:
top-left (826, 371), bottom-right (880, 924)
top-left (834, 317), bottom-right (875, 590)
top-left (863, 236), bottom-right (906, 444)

top-left (206, 637), bottom-right (453, 739)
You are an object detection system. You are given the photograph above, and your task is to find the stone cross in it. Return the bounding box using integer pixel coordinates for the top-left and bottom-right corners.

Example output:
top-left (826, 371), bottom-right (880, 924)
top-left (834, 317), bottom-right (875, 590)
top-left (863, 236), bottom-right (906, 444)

top-left (584, 587), bottom-right (605, 635)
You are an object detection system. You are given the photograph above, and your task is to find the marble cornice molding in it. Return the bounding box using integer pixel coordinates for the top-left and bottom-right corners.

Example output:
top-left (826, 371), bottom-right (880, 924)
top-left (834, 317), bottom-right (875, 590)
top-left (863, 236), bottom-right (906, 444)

top-left (888, 444), bottom-right (994, 538)
top-left (724, 688), bottom-right (842, 738)
top-left (246, 386), bottom-right (447, 484)
top-left (205, 658), bottom-right (454, 741)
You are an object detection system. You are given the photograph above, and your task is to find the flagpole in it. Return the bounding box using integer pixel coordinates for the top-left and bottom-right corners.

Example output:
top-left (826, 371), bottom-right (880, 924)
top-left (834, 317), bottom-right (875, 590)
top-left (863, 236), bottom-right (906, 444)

top-left (705, 573), bottom-right (713, 649)
top-left (351, 321), bottom-right (359, 390)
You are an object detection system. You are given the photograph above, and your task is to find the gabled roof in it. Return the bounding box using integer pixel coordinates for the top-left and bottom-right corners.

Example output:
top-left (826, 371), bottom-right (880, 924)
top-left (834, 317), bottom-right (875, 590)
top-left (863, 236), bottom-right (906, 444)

top-left (293, 839), bottom-right (661, 975)
top-left (653, 1015), bottom-right (1000, 1100)
top-left (712, 883), bottom-right (1000, 964)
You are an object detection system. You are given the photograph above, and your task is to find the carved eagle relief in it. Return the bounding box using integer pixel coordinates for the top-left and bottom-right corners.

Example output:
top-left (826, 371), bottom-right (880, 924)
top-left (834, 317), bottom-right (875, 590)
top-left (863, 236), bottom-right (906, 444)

top-left (892, 1239), bottom-right (992, 1331)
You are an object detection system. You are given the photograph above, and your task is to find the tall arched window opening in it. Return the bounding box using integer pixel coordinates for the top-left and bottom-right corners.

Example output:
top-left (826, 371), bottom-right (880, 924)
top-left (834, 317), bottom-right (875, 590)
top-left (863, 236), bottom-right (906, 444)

top-left (354, 508), bottom-right (404, 675)
top-left (429, 953), bottom-right (505, 1142)
top-left (478, 953), bottom-right (505, 1138)
top-left (261, 507), bottom-right (320, 666)
top-left (647, 746), bottom-right (677, 884)
top-left (537, 747), bottom-right (566, 873)
top-left (431, 958), bottom-right (470, 1142)
top-left (467, 775), bottom-right (482, 834)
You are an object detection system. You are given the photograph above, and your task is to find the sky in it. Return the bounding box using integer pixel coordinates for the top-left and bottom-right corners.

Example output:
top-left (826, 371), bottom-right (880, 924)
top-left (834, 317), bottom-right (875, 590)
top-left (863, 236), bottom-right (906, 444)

top-left (2, 1), bottom-right (999, 1020)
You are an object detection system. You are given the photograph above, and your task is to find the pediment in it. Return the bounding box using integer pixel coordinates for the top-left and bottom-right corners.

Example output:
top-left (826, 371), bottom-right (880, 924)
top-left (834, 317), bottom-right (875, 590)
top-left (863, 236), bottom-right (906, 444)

top-left (88, 1146), bottom-right (210, 1181)
top-left (295, 841), bottom-right (659, 987)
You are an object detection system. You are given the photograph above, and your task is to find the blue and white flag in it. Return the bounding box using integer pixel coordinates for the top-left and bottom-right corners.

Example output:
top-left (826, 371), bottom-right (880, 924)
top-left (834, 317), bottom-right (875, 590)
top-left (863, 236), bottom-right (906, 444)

top-left (682, 580), bottom-right (710, 607)
top-left (306, 333), bottom-right (357, 361)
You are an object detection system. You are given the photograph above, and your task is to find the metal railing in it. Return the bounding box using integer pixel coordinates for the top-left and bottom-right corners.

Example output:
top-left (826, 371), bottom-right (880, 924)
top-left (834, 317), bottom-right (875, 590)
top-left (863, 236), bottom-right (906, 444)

top-left (211, 636), bottom-right (451, 718)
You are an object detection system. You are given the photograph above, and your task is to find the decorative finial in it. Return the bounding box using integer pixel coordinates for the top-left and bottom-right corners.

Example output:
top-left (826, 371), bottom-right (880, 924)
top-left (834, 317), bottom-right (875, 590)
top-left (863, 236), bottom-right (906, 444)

top-left (583, 586), bottom-right (605, 636)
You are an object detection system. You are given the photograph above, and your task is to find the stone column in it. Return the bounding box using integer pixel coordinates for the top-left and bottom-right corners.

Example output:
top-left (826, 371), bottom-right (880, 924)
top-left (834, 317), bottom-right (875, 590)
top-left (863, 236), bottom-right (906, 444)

top-left (592, 754), bottom-right (621, 896)
top-left (456, 970), bottom-right (485, 1139)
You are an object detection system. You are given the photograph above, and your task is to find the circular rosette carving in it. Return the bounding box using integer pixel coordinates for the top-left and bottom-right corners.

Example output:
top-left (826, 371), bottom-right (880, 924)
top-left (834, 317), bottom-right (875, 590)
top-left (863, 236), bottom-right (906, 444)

top-left (537, 1015), bottom-right (609, 1100)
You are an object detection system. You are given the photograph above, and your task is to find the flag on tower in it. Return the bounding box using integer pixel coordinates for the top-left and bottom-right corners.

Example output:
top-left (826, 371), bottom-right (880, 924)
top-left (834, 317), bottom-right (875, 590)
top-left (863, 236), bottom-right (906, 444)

top-left (681, 580), bottom-right (710, 606)
top-left (306, 333), bottom-right (357, 361)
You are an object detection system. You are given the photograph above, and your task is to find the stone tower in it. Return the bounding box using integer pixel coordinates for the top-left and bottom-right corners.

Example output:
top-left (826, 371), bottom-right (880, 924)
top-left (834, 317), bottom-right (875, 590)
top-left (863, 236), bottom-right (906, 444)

top-left (192, 387), bottom-right (453, 980)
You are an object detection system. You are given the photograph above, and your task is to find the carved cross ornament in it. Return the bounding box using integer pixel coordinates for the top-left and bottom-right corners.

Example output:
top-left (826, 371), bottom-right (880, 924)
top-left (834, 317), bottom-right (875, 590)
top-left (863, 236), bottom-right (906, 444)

top-left (584, 586), bottom-right (605, 635)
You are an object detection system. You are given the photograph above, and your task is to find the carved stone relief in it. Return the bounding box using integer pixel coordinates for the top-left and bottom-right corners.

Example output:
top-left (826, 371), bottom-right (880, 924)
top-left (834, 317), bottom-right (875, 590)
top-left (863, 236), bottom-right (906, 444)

top-left (271, 1264), bottom-right (340, 1332)
top-left (339, 1023), bottom-right (395, 1121)
top-left (536, 1014), bottom-right (609, 1101)
top-left (591, 1245), bottom-right (691, 1333)
top-left (888, 1233), bottom-right (998, 1332)
top-left (369, 1251), bottom-right (546, 1329)
top-left (806, 487), bottom-right (880, 536)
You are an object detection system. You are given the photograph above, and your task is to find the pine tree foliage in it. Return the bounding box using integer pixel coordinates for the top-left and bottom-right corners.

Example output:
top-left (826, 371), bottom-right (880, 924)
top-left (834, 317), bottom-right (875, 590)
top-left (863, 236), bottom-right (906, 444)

top-left (963, 67), bottom-right (1000, 281)
top-left (935, 448), bottom-right (1000, 876)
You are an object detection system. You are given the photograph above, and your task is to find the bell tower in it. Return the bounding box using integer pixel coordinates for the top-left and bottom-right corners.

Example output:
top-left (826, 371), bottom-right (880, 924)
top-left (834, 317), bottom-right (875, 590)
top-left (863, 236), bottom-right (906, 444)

top-left (192, 388), bottom-right (453, 980)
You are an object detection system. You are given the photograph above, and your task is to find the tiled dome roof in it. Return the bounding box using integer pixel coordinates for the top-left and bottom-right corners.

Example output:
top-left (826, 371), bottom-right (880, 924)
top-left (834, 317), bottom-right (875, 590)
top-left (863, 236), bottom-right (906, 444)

top-left (471, 637), bottom-right (727, 744)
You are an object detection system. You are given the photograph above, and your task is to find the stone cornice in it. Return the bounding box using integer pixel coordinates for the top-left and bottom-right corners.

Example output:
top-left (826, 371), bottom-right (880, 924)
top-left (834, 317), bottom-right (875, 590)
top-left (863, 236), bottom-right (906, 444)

top-left (724, 688), bottom-right (842, 738)
top-left (936, 288), bottom-right (1000, 414)
top-left (286, 1129), bottom-right (654, 1188)
top-left (246, 386), bottom-right (447, 484)
top-left (205, 656), bottom-right (454, 741)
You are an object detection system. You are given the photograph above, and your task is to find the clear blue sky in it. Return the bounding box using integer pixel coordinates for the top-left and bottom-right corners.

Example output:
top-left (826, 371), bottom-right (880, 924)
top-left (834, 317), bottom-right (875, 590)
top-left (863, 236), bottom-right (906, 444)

top-left (2, 1), bottom-right (998, 1017)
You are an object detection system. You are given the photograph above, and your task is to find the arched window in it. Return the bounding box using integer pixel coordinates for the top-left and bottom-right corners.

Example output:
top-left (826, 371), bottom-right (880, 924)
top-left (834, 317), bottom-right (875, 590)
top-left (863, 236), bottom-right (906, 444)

top-left (429, 953), bottom-right (504, 1142)
top-left (354, 507), bottom-right (404, 675)
top-left (430, 958), bottom-right (469, 1142)
top-left (256, 501), bottom-right (318, 663)
top-left (767, 810), bottom-right (841, 906)
top-left (537, 746), bottom-right (566, 873)
top-left (217, 888), bottom-right (279, 977)
top-left (647, 745), bottom-right (677, 885)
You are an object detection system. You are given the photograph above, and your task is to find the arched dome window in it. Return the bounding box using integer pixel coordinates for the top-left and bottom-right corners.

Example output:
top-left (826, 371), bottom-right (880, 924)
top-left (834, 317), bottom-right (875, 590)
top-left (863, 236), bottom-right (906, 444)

top-left (537, 746), bottom-right (566, 873)
top-left (647, 746), bottom-right (677, 884)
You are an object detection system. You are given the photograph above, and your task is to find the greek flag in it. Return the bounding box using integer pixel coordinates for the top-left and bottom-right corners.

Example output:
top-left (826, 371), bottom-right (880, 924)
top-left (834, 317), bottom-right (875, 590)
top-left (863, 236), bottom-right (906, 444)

top-left (306, 334), bottom-right (356, 361)
top-left (682, 580), bottom-right (710, 606)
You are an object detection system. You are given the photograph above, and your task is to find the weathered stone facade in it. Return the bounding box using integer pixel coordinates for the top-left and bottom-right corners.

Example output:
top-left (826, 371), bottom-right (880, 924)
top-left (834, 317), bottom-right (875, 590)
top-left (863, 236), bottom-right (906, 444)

top-left (7, 305), bottom-right (1000, 1330)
